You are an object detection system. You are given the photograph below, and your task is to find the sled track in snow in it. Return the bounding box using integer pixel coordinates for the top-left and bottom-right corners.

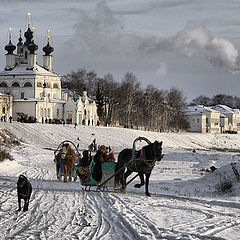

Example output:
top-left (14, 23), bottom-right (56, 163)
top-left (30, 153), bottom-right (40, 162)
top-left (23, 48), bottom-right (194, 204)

top-left (1, 176), bottom-right (240, 239)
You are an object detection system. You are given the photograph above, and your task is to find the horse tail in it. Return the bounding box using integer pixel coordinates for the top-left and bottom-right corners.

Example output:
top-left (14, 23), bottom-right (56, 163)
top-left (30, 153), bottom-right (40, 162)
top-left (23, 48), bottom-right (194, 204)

top-left (115, 149), bottom-right (131, 187)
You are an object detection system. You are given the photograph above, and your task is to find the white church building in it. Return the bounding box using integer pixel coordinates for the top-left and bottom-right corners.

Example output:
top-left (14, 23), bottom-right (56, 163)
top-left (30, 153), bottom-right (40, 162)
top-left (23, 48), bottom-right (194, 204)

top-left (0, 15), bottom-right (98, 125)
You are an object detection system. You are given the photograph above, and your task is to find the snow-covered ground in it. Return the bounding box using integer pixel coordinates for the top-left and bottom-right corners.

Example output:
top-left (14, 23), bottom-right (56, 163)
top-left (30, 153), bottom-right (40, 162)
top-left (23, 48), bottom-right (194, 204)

top-left (0, 122), bottom-right (240, 240)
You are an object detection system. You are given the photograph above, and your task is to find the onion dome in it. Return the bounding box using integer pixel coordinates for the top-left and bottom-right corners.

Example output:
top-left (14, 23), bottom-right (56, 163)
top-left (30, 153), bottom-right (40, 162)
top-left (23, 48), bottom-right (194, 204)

top-left (24, 27), bottom-right (33, 46)
top-left (28, 41), bottom-right (38, 54)
top-left (43, 42), bottom-right (54, 56)
top-left (5, 40), bottom-right (16, 54)
top-left (17, 30), bottom-right (23, 47)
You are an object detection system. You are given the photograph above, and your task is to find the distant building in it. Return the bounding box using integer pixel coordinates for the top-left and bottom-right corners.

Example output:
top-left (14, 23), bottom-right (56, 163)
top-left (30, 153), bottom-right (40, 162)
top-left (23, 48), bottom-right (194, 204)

top-left (210, 105), bottom-right (240, 133)
top-left (64, 91), bottom-right (98, 126)
top-left (183, 105), bottom-right (221, 133)
top-left (0, 93), bottom-right (12, 121)
top-left (0, 14), bottom-right (98, 125)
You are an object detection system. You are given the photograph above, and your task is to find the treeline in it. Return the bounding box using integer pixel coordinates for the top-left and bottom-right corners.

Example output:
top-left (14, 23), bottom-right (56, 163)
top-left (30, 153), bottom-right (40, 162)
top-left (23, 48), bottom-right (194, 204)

top-left (190, 94), bottom-right (240, 109)
top-left (62, 69), bottom-right (188, 131)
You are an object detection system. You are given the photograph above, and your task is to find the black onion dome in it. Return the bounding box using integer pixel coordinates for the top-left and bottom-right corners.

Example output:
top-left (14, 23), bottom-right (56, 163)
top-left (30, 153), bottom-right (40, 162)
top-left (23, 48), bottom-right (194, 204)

top-left (5, 40), bottom-right (16, 54)
top-left (17, 35), bottom-right (23, 46)
top-left (24, 28), bottom-right (33, 45)
top-left (28, 41), bottom-right (38, 54)
top-left (43, 42), bottom-right (54, 55)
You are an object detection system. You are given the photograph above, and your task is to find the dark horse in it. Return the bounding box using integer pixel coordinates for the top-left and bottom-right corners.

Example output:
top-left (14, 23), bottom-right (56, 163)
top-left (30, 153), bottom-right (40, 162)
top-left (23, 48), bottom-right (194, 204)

top-left (115, 141), bottom-right (164, 196)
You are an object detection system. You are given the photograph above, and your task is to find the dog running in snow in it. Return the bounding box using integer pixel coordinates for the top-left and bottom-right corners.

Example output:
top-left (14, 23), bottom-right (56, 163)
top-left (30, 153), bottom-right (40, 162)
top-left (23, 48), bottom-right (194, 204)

top-left (17, 175), bottom-right (32, 211)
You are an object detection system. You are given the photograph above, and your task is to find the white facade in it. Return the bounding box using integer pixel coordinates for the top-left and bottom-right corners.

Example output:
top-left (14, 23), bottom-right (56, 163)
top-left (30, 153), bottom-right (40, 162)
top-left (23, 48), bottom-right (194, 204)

top-left (64, 91), bottom-right (98, 125)
top-left (183, 105), bottom-right (221, 133)
top-left (210, 105), bottom-right (240, 133)
top-left (0, 93), bottom-right (13, 121)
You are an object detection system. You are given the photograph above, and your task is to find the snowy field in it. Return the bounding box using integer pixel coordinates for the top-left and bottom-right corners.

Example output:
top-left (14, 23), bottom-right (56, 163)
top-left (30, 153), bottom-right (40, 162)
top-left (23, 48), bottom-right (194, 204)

top-left (0, 122), bottom-right (240, 240)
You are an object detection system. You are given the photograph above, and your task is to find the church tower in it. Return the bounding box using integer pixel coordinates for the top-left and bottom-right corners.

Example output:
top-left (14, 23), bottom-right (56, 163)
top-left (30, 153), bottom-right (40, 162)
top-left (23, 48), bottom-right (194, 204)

top-left (4, 28), bottom-right (16, 70)
top-left (43, 30), bottom-right (54, 72)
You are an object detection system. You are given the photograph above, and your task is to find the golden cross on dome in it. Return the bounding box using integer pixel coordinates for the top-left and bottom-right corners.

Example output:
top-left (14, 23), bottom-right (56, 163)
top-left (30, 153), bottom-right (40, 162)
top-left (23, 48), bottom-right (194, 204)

top-left (32, 27), bottom-right (35, 40)
top-left (47, 29), bottom-right (51, 43)
top-left (8, 28), bottom-right (12, 41)
top-left (27, 12), bottom-right (31, 28)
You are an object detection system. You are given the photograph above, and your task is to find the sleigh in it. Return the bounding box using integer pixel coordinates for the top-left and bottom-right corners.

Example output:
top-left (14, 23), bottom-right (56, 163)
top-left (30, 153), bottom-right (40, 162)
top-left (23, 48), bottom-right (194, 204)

top-left (54, 140), bottom-right (80, 182)
top-left (79, 136), bottom-right (154, 192)
top-left (79, 160), bottom-right (117, 191)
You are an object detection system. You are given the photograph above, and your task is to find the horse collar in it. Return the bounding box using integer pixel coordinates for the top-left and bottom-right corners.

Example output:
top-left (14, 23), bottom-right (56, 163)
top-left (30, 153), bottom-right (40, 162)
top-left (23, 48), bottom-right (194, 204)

top-left (140, 148), bottom-right (145, 159)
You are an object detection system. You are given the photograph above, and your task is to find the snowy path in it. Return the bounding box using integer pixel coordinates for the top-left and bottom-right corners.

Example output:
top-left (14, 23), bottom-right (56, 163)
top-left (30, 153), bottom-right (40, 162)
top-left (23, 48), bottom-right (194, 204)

top-left (1, 123), bottom-right (240, 239)
top-left (1, 175), bottom-right (239, 239)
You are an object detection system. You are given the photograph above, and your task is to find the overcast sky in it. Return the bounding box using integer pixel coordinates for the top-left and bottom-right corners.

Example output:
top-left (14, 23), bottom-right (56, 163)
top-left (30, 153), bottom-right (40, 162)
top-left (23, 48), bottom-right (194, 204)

top-left (1, 0), bottom-right (240, 101)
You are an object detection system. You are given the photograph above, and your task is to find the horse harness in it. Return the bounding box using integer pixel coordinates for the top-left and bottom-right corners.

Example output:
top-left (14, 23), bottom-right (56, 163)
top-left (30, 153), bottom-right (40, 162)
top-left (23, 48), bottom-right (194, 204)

top-left (129, 148), bottom-right (156, 172)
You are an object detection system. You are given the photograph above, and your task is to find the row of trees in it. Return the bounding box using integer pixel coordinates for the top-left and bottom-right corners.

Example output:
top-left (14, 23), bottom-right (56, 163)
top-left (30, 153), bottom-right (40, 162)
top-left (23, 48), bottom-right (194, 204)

top-left (190, 94), bottom-right (240, 109)
top-left (62, 69), bottom-right (188, 132)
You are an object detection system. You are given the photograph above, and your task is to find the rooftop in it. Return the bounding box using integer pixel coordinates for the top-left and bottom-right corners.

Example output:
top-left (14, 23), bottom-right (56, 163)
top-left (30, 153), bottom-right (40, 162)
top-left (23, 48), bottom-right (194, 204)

top-left (0, 64), bottom-right (59, 77)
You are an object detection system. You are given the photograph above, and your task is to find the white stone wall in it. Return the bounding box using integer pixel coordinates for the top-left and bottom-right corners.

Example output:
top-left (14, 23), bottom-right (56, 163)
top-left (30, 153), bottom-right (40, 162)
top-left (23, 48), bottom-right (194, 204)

top-left (0, 95), bottom-right (13, 120)
top-left (13, 101), bottom-right (36, 120)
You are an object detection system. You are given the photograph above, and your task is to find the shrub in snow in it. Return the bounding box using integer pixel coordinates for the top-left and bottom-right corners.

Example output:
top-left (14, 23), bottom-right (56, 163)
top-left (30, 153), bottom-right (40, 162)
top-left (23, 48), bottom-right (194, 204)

top-left (0, 148), bottom-right (13, 161)
top-left (0, 129), bottom-right (20, 146)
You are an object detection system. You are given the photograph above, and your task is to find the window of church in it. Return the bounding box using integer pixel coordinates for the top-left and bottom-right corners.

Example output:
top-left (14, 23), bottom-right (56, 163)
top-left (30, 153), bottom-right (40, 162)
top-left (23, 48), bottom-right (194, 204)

top-left (46, 83), bottom-right (51, 88)
top-left (21, 92), bottom-right (24, 99)
top-left (53, 83), bottom-right (58, 89)
top-left (24, 82), bottom-right (33, 87)
top-left (12, 82), bottom-right (20, 87)
top-left (0, 82), bottom-right (8, 88)
top-left (37, 82), bottom-right (42, 87)
top-left (57, 109), bottom-right (59, 117)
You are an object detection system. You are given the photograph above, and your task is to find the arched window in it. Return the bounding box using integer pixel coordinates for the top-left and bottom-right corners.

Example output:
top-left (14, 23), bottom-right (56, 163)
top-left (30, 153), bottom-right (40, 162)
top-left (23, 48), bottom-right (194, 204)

top-left (0, 82), bottom-right (8, 87)
top-left (24, 82), bottom-right (33, 87)
top-left (2, 107), bottom-right (5, 114)
top-left (46, 82), bottom-right (51, 88)
top-left (12, 82), bottom-right (20, 87)
top-left (53, 83), bottom-right (58, 89)
top-left (37, 82), bottom-right (42, 87)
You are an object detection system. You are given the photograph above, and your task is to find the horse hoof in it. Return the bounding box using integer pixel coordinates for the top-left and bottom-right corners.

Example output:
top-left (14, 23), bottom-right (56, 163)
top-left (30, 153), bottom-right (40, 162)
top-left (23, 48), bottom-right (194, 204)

top-left (121, 189), bottom-right (126, 194)
top-left (134, 184), bottom-right (141, 188)
top-left (146, 193), bottom-right (151, 197)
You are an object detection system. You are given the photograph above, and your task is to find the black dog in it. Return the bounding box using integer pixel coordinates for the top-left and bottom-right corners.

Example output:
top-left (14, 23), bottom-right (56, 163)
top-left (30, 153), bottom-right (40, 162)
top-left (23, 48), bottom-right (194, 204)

top-left (17, 175), bottom-right (32, 211)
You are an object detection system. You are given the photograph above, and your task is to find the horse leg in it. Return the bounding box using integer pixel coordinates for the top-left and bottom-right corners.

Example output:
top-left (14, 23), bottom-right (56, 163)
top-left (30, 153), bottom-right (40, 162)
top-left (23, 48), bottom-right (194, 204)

top-left (69, 165), bottom-right (73, 182)
top-left (134, 173), bottom-right (144, 188)
top-left (56, 164), bottom-right (60, 180)
top-left (145, 173), bottom-right (151, 197)
top-left (122, 169), bottom-right (132, 193)
top-left (63, 164), bottom-right (67, 182)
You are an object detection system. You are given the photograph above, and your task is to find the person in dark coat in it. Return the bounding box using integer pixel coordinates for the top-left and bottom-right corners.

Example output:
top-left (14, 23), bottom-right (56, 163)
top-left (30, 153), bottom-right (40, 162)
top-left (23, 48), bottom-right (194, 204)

top-left (92, 145), bottom-right (107, 183)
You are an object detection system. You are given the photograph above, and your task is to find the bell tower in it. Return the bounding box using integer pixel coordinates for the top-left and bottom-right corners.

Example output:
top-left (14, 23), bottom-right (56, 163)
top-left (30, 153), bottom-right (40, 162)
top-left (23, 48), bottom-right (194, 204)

top-left (4, 28), bottom-right (16, 70)
top-left (43, 30), bottom-right (54, 72)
